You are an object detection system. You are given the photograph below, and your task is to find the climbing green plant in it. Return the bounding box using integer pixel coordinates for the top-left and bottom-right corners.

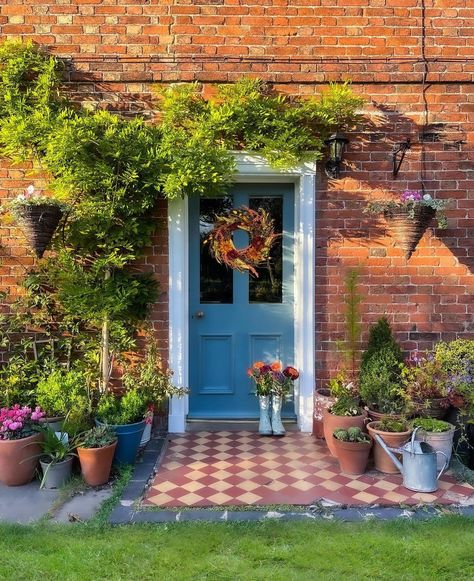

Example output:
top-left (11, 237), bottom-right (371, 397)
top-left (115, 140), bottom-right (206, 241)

top-left (0, 40), bottom-right (364, 395)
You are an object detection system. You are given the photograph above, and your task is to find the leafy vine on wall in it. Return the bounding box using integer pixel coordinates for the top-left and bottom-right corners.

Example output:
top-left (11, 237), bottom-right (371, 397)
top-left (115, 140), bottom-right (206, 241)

top-left (0, 40), bottom-right (364, 395)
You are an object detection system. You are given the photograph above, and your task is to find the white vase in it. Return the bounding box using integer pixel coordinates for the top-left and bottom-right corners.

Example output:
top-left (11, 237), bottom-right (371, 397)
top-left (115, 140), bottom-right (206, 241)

top-left (258, 396), bottom-right (272, 436)
top-left (271, 394), bottom-right (286, 436)
top-left (140, 422), bottom-right (152, 447)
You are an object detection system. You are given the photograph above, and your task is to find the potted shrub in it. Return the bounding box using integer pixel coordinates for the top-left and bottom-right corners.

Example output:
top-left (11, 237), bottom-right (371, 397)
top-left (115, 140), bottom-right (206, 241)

top-left (401, 351), bottom-right (450, 419)
top-left (412, 418), bottom-right (456, 470)
top-left (95, 389), bottom-right (148, 465)
top-left (367, 418), bottom-right (412, 474)
top-left (36, 369), bottom-right (90, 433)
top-left (332, 427), bottom-right (372, 475)
top-left (364, 190), bottom-right (451, 259)
top-left (120, 332), bottom-right (188, 446)
top-left (77, 425), bottom-right (117, 486)
top-left (9, 185), bottom-right (67, 259)
top-left (323, 375), bottom-right (367, 457)
top-left (0, 405), bottom-right (45, 486)
top-left (359, 318), bottom-right (406, 420)
top-left (37, 427), bottom-right (76, 489)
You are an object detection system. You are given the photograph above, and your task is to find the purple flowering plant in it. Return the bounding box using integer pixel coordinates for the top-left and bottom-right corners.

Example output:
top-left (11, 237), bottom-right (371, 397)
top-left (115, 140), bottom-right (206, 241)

top-left (365, 189), bottom-right (451, 228)
top-left (0, 405), bottom-right (45, 440)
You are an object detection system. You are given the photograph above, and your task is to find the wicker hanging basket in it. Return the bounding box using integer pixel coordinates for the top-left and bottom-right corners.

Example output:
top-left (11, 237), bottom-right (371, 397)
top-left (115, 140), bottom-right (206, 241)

top-left (16, 204), bottom-right (63, 259)
top-left (385, 206), bottom-right (436, 259)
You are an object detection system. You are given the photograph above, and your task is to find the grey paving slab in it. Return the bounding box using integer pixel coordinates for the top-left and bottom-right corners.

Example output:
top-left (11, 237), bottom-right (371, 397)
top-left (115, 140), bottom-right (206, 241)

top-left (0, 481), bottom-right (59, 524)
top-left (53, 487), bottom-right (113, 523)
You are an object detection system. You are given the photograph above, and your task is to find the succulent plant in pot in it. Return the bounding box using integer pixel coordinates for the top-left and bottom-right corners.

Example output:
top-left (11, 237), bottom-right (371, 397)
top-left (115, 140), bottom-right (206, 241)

top-left (323, 375), bottom-right (367, 457)
top-left (76, 425), bottom-right (117, 486)
top-left (332, 426), bottom-right (372, 475)
top-left (367, 417), bottom-right (412, 474)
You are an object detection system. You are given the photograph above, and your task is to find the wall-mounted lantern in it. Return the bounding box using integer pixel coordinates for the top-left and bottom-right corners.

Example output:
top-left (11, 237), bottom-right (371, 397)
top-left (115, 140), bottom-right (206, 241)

top-left (324, 133), bottom-right (349, 179)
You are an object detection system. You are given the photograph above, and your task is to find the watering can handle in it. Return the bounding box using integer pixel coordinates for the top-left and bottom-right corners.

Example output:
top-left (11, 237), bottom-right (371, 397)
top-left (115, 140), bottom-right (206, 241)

top-left (436, 451), bottom-right (449, 480)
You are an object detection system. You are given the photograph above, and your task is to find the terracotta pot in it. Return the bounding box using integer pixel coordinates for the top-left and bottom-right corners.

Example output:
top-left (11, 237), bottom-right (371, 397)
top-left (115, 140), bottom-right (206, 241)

top-left (78, 440), bottom-right (117, 486)
top-left (323, 408), bottom-right (368, 457)
top-left (367, 421), bottom-right (412, 474)
top-left (332, 437), bottom-right (372, 475)
top-left (0, 432), bottom-right (43, 486)
top-left (366, 408), bottom-right (404, 422)
top-left (417, 398), bottom-right (449, 420)
top-left (313, 388), bottom-right (335, 439)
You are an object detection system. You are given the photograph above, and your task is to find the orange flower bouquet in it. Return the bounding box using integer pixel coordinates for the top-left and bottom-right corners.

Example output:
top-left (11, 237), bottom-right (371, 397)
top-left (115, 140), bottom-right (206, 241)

top-left (247, 361), bottom-right (299, 397)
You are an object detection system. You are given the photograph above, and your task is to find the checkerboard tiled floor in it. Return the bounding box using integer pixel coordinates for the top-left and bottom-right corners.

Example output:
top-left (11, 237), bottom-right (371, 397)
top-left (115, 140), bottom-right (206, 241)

top-left (144, 431), bottom-right (474, 508)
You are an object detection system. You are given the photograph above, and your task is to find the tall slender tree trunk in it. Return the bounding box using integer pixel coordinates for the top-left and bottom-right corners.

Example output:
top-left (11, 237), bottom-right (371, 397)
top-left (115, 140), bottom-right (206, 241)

top-left (101, 269), bottom-right (111, 394)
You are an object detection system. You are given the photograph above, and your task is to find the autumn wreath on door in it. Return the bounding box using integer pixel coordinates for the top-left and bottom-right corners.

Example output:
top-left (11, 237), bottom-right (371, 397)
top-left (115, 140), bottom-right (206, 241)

top-left (205, 206), bottom-right (279, 277)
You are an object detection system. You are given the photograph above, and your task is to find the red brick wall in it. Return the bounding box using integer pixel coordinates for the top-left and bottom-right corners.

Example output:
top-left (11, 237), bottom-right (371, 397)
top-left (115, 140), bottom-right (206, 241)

top-left (0, 1), bottom-right (473, 385)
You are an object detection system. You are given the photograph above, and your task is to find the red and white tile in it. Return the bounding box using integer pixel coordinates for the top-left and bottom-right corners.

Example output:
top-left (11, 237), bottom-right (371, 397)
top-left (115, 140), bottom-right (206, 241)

top-left (144, 431), bottom-right (474, 508)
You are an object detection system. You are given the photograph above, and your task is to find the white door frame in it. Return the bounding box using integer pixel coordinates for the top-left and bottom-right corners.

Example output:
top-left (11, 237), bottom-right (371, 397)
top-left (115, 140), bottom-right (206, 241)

top-left (168, 153), bottom-right (316, 433)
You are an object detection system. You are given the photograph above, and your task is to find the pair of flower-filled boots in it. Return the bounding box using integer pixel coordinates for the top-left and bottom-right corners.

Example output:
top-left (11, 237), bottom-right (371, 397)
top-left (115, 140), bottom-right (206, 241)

top-left (258, 395), bottom-right (285, 436)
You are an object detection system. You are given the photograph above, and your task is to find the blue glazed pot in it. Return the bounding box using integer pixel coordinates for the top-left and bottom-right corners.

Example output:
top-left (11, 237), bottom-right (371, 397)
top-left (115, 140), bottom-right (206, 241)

top-left (95, 419), bottom-right (145, 465)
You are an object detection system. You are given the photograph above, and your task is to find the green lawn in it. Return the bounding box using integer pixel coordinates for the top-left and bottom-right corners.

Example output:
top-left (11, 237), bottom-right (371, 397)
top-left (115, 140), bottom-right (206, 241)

top-left (0, 517), bottom-right (473, 580)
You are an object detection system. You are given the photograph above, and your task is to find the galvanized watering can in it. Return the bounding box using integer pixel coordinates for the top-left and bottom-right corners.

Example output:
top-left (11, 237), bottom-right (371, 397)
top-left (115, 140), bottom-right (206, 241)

top-left (374, 427), bottom-right (448, 493)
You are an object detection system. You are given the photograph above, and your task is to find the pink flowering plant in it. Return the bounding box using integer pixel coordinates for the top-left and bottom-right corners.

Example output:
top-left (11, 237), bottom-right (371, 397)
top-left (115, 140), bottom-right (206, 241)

top-left (401, 351), bottom-right (450, 413)
top-left (365, 189), bottom-right (451, 229)
top-left (0, 404), bottom-right (45, 440)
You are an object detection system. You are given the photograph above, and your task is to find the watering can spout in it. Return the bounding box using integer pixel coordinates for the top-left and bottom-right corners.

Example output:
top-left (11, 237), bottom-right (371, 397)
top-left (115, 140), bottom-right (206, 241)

top-left (373, 434), bottom-right (404, 473)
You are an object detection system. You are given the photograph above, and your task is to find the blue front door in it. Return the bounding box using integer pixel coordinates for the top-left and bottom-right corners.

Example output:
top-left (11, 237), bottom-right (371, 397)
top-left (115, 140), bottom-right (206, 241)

top-left (188, 183), bottom-right (295, 419)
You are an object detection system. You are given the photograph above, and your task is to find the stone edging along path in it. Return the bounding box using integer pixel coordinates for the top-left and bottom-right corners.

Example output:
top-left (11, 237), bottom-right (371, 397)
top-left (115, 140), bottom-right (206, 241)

top-left (109, 435), bottom-right (474, 524)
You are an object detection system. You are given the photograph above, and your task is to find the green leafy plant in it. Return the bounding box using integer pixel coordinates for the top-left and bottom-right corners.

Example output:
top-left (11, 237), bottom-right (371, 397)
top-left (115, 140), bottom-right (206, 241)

top-left (36, 369), bottom-right (91, 430)
top-left (434, 339), bottom-right (474, 419)
top-left (337, 269), bottom-right (363, 382)
top-left (374, 418), bottom-right (410, 433)
top-left (412, 418), bottom-right (452, 433)
top-left (76, 425), bottom-right (116, 449)
top-left (333, 426), bottom-right (370, 443)
top-left (96, 389), bottom-right (148, 426)
top-left (328, 375), bottom-right (362, 417)
top-left (359, 317), bottom-right (406, 414)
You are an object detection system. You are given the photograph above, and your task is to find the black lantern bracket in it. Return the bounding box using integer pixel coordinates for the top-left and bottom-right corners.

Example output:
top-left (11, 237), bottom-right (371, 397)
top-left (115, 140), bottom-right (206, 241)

top-left (324, 133), bottom-right (349, 179)
top-left (392, 138), bottom-right (411, 178)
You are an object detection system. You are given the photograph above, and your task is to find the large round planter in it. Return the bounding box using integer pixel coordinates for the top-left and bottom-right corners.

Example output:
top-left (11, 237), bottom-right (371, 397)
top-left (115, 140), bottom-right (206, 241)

top-left (43, 416), bottom-right (65, 432)
top-left (367, 421), bottom-right (412, 474)
top-left (366, 408), bottom-right (405, 422)
top-left (96, 419), bottom-right (145, 465)
top-left (415, 424), bottom-right (455, 470)
top-left (0, 432), bottom-right (43, 486)
top-left (78, 440), bottom-right (117, 486)
top-left (332, 437), bottom-right (372, 475)
top-left (40, 456), bottom-right (74, 489)
top-left (417, 398), bottom-right (449, 420)
top-left (313, 388), bottom-right (335, 439)
top-left (323, 408), bottom-right (367, 457)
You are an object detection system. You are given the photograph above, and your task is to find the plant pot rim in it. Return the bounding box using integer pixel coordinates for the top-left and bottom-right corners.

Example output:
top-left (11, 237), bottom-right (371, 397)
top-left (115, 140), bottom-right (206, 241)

top-left (414, 424), bottom-right (456, 436)
top-left (42, 415), bottom-right (65, 422)
top-left (40, 455), bottom-right (74, 466)
top-left (332, 437), bottom-right (371, 447)
top-left (325, 408), bottom-right (366, 419)
top-left (316, 388), bottom-right (333, 397)
top-left (367, 421), bottom-right (412, 436)
top-left (0, 432), bottom-right (42, 444)
top-left (95, 418), bottom-right (146, 428)
top-left (77, 440), bottom-right (117, 452)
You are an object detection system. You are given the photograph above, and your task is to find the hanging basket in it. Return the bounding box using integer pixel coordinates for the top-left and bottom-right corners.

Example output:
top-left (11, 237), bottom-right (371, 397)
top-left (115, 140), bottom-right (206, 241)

top-left (16, 204), bottom-right (63, 259)
top-left (385, 206), bottom-right (436, 259)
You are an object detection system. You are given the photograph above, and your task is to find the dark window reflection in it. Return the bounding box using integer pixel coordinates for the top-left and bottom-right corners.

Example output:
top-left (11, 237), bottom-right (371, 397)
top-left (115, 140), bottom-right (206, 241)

top-left (249, 197), bottom-right (283, 303)
top-left (200, 197), bottom-right (233, 303)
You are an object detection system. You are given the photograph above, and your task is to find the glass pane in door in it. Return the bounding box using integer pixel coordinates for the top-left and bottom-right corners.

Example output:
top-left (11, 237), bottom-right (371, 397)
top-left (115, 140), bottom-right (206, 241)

top-left (200, 197), bottom-right (233, 303)
top-left (248, 196), bottom-right (283, 303)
